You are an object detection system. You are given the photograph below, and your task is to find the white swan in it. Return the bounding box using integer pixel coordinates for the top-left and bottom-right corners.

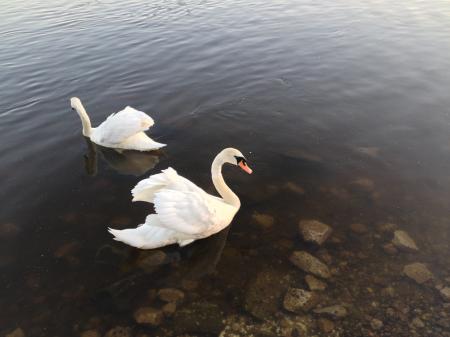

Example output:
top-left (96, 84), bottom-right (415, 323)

top-left (108, 148), bottom-right (253, 249)
top-left (70, 97), bottom-right (166, 151)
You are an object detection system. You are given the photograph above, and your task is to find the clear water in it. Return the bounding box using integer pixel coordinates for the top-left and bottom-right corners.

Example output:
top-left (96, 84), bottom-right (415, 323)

top-left (1, 0), bottom-right (450, 336)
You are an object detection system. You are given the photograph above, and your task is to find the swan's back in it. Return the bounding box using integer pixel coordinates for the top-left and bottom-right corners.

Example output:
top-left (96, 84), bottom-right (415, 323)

top-left (92, 106), bottom-right (155, 146)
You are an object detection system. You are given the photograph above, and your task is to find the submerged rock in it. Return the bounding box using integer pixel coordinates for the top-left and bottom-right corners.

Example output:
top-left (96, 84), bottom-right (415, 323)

top-left (173, 301), bottom-right (224, 334)
top-left (162, 302), bottom-right (177, 316)
top-left (290, 251), bottom-right (331, 279)
top-left (440, 287), bottom-right (450, 301)
top-left (411, 317), bottom-right (425, 328)
top-left (252, 212), bottom-right (275, 229)
top-left (133, 307), bottom-right (164, 326)
top-left (6, 328), bottom-right (25, 337)
top-left (299, 220), bottom-right (332, 245)
top-left (80, 330), bottom-right (100, 337)
top-left (314, 305), bottom-right (348, 318)
top-left (157, 288), bottom-right (185, 303)
top-left (403, 263), bottom-right (433, 284)
top-left (370, 318), bottom-right (384, 330)
top-left (279, 316), bottom-right (312, 337)
top-left (244, 269), bottom-right (291, 320)
top-left (392, 230), bottom-right (418, 252)
top-left (104, 326), bottom-right (132, 337)
top-left (305, 275), bottom-right (327, 291)
top-left (283, 288), bottom-right (319, 313)
top-left (136, 250), bottom-right (169, 272)
top-left (318, 318), bottom-right (335, 333)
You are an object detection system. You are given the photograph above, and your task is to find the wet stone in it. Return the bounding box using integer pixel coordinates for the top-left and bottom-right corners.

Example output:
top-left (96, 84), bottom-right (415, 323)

top-left (314, 305), bottom-right (348, 319)
top-left (6, 328), bottom-right (25, 337)
top-left (371, 318), bottom-right (384, 330)
top-left (104, 326), bottom-right (132, 337)
top-left (299, 220), bottom-right (333, 245)
top-left (290, 251), bottom-right (331, 279)
top-left (158, 288), bottom-right (185, 303)
top-left (318, 318), bottom-right (335, 333)
top-left (392, 230), bottom-right (419, 252)
top-left (305, 275), bottom-right (327, 291)
top-left (133, 307), bottom-right (164, 326)
top-left (440, 287), bottom-right (450, 301)
top-left (350, 223), bottom-right (369, 234)
top-left (252, 212), bottom-right (275, 229)
top-left (403, 263), bottom-right (433, 284)
top-left (283, 287), bottom-right (319, 313)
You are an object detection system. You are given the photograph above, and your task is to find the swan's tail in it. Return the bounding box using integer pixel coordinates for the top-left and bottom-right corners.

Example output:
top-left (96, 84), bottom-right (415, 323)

top-left (108, 215), bottom-right (179, 249)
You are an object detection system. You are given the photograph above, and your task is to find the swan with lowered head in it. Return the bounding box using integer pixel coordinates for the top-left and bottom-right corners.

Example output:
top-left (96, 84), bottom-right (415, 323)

top-left (70, 97), bottom-right (165, 151)
top-left (108, 148), bottom-right (253, 249)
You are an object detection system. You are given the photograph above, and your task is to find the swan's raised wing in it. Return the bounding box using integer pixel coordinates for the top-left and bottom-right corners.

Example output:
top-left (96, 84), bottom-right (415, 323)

top-left (153, 188), bottom-right (234, 235)
top-left (132, 167), bottom-right (205, 203)
top-left (97, 106), bottom-right (155, 145)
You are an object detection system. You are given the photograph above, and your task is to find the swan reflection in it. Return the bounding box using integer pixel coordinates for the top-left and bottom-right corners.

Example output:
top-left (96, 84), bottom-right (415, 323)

top-left (84, 138), bottom-right (161, 176)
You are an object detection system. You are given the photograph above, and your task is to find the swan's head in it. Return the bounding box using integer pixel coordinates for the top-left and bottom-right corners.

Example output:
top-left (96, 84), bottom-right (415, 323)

top-left (220, 148), bottom-right (253, 174)
top-left (70, 97), bottom-right (82, 110)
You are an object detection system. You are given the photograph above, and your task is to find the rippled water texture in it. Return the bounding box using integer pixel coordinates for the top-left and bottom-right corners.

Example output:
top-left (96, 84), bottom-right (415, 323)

top-left (1, 0), bottom-right (450, 336)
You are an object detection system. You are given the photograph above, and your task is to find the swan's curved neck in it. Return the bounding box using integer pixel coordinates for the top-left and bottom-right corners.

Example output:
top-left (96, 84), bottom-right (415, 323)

top-left (211, 154), bottom-right (240, 209)
top-left (73, 100), bottom-right (92, 137)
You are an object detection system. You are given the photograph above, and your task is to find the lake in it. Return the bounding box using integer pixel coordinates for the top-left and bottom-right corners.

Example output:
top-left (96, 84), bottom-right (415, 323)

top-left (1, 0), bottom-right (450, 336)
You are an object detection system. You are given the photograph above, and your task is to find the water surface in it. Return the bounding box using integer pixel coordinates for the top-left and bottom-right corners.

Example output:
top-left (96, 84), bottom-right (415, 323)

top-left (1, 0), bottom-right (450, 336)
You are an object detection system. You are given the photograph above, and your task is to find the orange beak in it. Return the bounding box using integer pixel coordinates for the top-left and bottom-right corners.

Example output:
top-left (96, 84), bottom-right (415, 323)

top-left (239, 161), bottom-right (253, 174)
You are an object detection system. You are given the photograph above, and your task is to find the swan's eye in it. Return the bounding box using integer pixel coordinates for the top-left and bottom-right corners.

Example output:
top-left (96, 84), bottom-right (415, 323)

top-left (235, 156), bottom-right (246, 165)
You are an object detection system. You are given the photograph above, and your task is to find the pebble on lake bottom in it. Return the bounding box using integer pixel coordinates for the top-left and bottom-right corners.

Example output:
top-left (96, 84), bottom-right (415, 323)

top-left (318, 318), bottom-right (335, 333)
top-left (158, 288), bottom-right (185, 303)
top-left (104, 326), bottom-right (132, 337)
top-left (251, 212), bottom-right (275, 229)
top-left (305, 275), bottom-right (327, 291)
top-left (370, 318), bottom-right (384, 330)
top-left (80, 330), bottom-right (101, 337)
top-left (5, 328), bottom-right (25, 337)
top-left (403, 263), bottom-right (433, 284)
top-left (440, 287), bottom-right (450, 301)
top-left (290, 251), bottom-right (331, 279)
top-left (283, 287), bottom-right (320, 313)
top-left (313, 305), bottom-right (348, 319)
top-left (133, 307), bottom-right (164, 326)
top-left (392, 230), bottom-right (419, 252)
top-left (299, 219), bottom-right (333, 245)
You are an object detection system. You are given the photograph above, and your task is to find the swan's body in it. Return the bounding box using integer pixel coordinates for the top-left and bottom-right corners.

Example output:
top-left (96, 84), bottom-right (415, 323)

top-left (108, 148), bottom-right (252, 249)
top-left (70, 97), bottom-right (165, 151)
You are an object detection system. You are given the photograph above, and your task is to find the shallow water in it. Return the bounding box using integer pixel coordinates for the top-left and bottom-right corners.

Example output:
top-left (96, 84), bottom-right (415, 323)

top-left (1, 0), bottom-right (450, 336)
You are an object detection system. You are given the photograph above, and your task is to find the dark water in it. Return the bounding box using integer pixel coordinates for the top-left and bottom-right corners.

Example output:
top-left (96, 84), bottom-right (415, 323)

top-left (1, 0), bottom-right (450, 336)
